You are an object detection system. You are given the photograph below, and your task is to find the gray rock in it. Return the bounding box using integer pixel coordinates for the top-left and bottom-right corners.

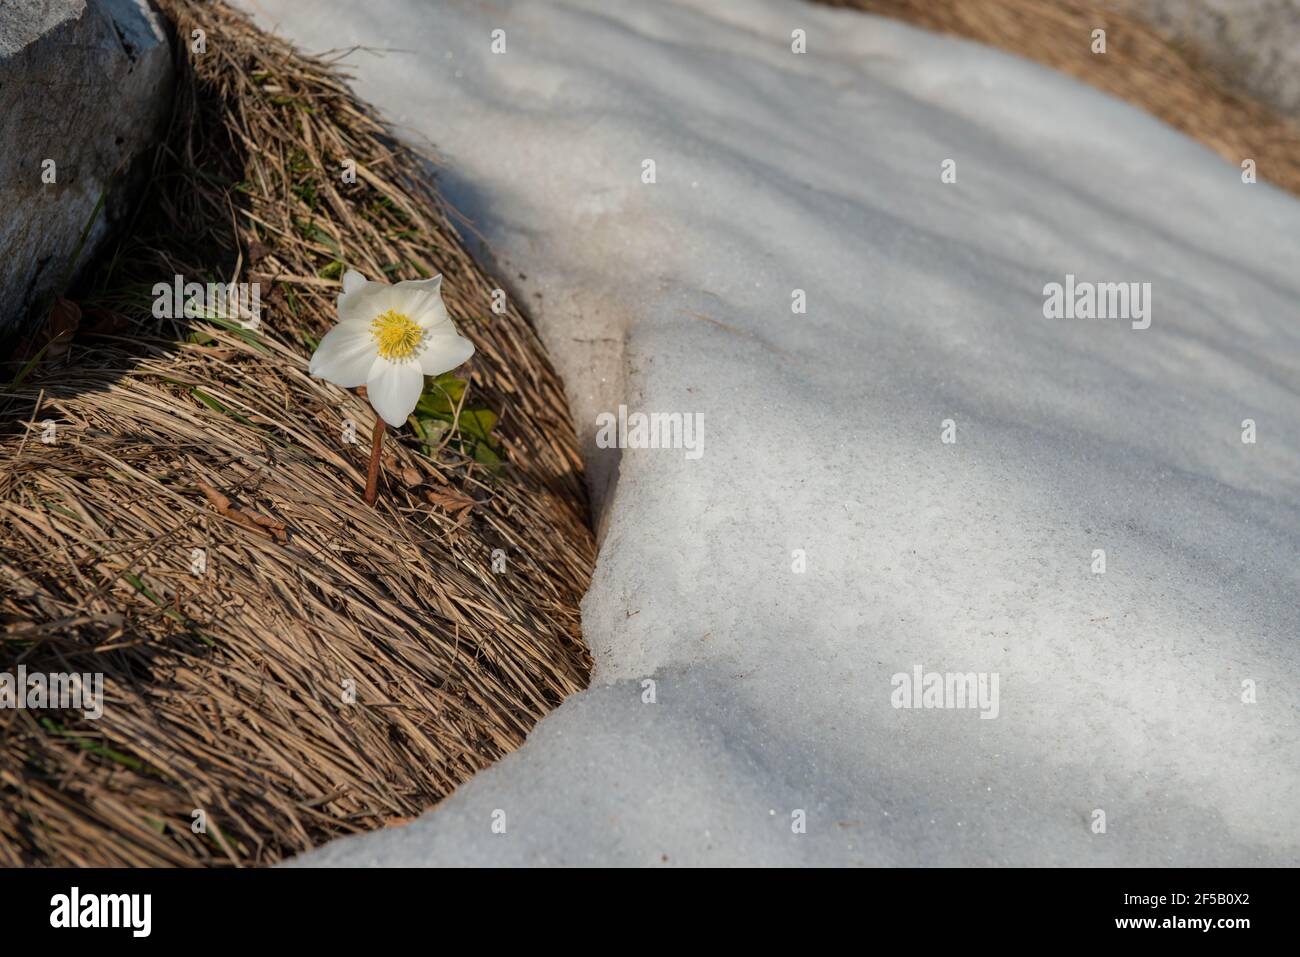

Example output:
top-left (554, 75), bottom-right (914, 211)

top-left (0, 0), bottom-right (171, 344)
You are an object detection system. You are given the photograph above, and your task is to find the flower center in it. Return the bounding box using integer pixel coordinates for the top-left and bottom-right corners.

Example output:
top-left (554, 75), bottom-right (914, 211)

top-left (369, 309), bottom-right (423, 360)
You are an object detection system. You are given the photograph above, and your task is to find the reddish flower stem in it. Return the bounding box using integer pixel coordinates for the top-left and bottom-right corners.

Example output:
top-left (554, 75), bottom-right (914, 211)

top-left (364, 410), bottom-right (385, 506)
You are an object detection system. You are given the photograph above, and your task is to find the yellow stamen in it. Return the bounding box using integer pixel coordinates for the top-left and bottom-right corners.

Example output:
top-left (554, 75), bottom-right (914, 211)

top-left (369, 309), bottom-right (423, 360)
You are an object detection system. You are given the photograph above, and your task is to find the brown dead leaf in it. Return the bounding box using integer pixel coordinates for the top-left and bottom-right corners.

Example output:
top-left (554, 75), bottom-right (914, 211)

top-left (197, 479), bottom-right (288, 542)
top-left (425, 486), bottom-right (476, 516)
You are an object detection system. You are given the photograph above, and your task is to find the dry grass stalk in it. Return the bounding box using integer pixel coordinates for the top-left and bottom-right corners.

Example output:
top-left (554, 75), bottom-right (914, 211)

top-left (0, 0), bottom-right (592, 866)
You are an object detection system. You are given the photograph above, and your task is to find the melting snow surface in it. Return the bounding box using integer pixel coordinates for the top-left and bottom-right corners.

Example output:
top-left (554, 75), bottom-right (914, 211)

top-left (243, 0), bottom-right (1300, 865)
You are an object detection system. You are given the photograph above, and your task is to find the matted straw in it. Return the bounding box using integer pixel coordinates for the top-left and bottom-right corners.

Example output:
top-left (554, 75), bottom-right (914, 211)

top-left (0, 0), bottom-right (592, 866)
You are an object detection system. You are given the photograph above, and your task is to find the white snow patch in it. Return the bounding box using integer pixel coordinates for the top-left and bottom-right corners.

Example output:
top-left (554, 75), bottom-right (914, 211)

top-left (242, 0), bottom-right (1300, 865)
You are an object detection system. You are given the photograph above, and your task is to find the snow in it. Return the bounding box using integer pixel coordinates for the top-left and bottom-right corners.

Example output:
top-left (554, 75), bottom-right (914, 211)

top-left (240, 0), bottom-right (1300, 865)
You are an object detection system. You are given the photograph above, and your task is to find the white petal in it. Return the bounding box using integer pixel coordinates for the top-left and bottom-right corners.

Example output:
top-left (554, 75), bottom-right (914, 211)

top-left (411, 295), bottom-right (452, 331)
top-left (309, 320), bottom-right (375, 387)
top-left (387, 276), bottom-right (443, 326)
top-left (419, 332), bottom-right (475, 376)
top-left (342, 269), bottom-right (369, 294)
top-left (337, 282), bottom-right (395, 322)
top-left (366, 358), bottom-right (426, 427)
top-left (397, 274), bottom-right (442, 295)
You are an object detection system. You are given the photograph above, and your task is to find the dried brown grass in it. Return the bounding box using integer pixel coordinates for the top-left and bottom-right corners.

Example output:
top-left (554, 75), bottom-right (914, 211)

top-left (0, 0), bottom-right (591, 865)
top-left (817, 0), bottom-right (1300, 197)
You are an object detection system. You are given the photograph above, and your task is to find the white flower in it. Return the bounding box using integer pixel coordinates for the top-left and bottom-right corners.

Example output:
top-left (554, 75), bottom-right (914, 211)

top-left (309, 270), bottom-right (475, 427)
